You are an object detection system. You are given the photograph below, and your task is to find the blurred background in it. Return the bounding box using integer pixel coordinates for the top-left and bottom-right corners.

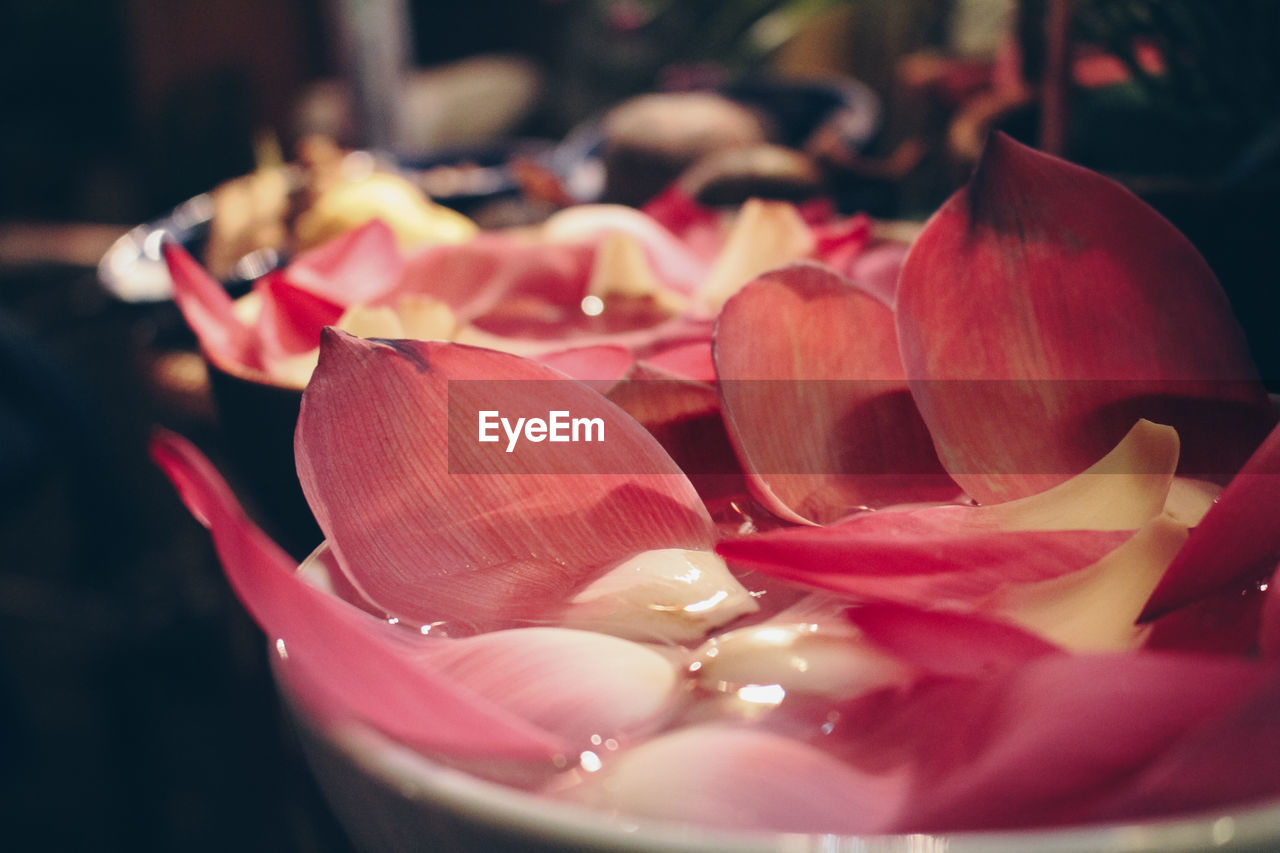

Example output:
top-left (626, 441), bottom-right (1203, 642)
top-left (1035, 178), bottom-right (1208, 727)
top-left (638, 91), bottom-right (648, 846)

top-left (1, 1), bottom-right (1278, 850)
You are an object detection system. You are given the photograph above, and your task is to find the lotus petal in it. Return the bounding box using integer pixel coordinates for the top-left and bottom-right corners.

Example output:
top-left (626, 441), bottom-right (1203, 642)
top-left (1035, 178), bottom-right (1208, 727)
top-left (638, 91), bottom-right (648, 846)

top-left (162, 243), bottom-right (260, 374)
top-left (967, 419), bottom-right (1178, 531)
top-left (282, 219), bottom-right (404, 306)
top-left (541, 203), bottom-right (709, 294)
top-left (698, 200), bottom-right (815, 310)
top-left (1263, 565), bottom-right (1280, 659)
top-left (639, 340), bottom-right (715, 383)
top-left (252, 272), bottom-right (344, 361)
top-left (808, 212), bottom-right (873, 281)
top-left (1143, 585), bottom-right (1265, 657)
top-left (149, 429), bottom-right (566, 760)
top-left (846, 240), bottom-right (909, 308)
top-left (828, 652), bottom-right (1268, 832)
top-left (717, 511), bottom-right (1132, 608)
top-left (562, 724), bottom-right (905, 834)
top-left (845, 602), bottom-right (1061, 678)
top-left (987, 515), bottom-right (1188, 651)
top-left (559, 548), bottom-right (757, 644)
top-left (1142, 422), bottom-right (1280, 619)
top-left (397, 234), bottom-right (594, 319)
top-left (1086, 665), bottom-right (1280, 822)
top-left (714, 263), bottom-right (956, 525)
top-left (638, 185), bottom-right (723, 253)
top-left (535, 344), bottom-right (636, 391)
top-left (421, 627), bottom-right (681, 744)
top-left (603, 363), bottom-right (743, 503)
top-left (903, 653), bottom-right (1270, 831)
top-left (896, 132), bottom-right (1273, 504)
top-left (694, 619), bottom-right (908, 699)
top-left (295, 331), bottom-right (715, 631)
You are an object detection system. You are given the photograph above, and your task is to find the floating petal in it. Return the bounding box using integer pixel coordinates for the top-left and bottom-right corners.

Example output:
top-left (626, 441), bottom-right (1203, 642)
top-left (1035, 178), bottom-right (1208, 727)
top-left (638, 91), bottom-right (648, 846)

top-left (295, 331), bottom-right (715, 631)
top-left (845, 602), bottom-right (1061, 678)
top-left (562, 724), bottom-right (904, 835)
top-left (422, 627), bottom-right (681, 744)
top-left (714, 262), bottom-right (955, 525)
top-left (1142, 422), bottom-right (1280, 619)
top-left (559, 548), bottom-right (757, 644)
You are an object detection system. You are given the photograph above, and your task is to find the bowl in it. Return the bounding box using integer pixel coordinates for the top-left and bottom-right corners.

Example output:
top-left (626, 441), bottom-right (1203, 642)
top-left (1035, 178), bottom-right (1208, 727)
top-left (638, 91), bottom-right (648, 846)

top-left (286, 689), bottom-right (1280, 853)
top-left (283, 546), bottom-right (1280, 853)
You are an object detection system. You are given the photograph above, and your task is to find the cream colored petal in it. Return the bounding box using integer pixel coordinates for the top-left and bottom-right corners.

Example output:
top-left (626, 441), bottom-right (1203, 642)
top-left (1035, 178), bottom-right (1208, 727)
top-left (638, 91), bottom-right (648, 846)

top-left (560, 549), bottom-right (758, 645)
top-left (989, 514), bottom-right (1189, 650)
top-left (1162, 476), bottom-right (1222, 527)
top-left (394, 294), bottom-right (459, 341)
top-left (697, 199), bottom-right (814, 310)
top-left (336, 303), bottom-right (405, 340)
top-left (973, 419), bottom-right (1179, 531)
top-left (692, 621), bottom-right (906, 700)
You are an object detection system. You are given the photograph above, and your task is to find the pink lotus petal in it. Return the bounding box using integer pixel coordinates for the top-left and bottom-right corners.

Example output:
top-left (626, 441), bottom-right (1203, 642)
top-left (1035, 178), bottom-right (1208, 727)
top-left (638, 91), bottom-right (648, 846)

top-left (1086, 665), bottom-right (1280, 823)
top-left (1143, 584), bottom-right (1264, 656)
top-left (283, 219), bottom-right (405, 306)
top-left (421, 627), bottom-right (679, 745)
top-left (638, 185), bottom-right (723, 254)
top-left (896, 132), bottom-right (1273, 504)
top-left (808, 212), bottom-right (873, 280)
top-left (828, 652), bottom-right (1269, 832)
top-left (604, 363), bottom-right (744, 505)
top-left (900, 653), bottom-right (1270, 831)
top-left (716, 509), bottom-right (1132, 608)
top-left (846, 602), bottom-right (1062, 678)
top-left (534, 344), bottom-right (636, 392)
top-left (714, 262), bottom-right (957, 525)
top-left (295, 331), bottom-right (715, 630)
top-left (397, 233), bottom-right (594, 319)
top-left (542, 203), bottom-right (710, 294)
top-left (847, 240), bottom-right (909, 308)
top-left (1142, 422), bottom-right (1280, 620)
top-left (565, 724), bottom-right (905, 835)
top-left (1264, 564), bottom-right (1280, 659)
top-left (149, 429), bottom-right (567, 760)
top-left (252, 272), bottom-right (344, 360)
top-left (641, 339), bottom-right (715, 383)
top-left (162, 242), bottom-right (261, 374)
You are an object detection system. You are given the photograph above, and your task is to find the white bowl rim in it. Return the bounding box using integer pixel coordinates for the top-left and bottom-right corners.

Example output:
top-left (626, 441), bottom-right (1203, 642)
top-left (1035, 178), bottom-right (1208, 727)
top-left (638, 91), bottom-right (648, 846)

top-left (299, 712), bottom-right (1280, 853)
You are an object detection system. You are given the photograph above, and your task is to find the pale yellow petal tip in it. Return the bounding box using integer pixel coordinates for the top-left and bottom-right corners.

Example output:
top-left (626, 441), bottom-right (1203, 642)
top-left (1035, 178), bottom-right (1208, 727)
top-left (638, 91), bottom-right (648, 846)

top-left (561, 549), bottom-right (758, 645)
top-left (698, 199), bottom-right (814, 310)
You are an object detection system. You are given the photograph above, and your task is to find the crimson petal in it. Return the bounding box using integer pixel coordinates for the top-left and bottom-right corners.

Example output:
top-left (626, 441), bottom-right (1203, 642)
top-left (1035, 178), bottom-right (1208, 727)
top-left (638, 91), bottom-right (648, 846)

top-left (846, 602), bottom-right (1061, 678)
top-left (252, 272), bottom-right (344, 362)
top-left (1142, 422), bottom-right (1280, 620)
top-left (715, 262), bottom-right (957, 524)
top-left (828, 653), bottom-right (1269, 831)
top-left (716, 510), bottom-right (1132, 607)
top-left (150, 429), bottom-right (567, 759)
top-left (900, 654), bottom-right (1270, 831)
top-left (896, 132), bottom-right (1273, 504)
top-left (295, 331), bottom-right (715, 631)
top-left (1086, 665), bottom-right (1280, 823)
top-left (162, 242), bottom-right (260, 374)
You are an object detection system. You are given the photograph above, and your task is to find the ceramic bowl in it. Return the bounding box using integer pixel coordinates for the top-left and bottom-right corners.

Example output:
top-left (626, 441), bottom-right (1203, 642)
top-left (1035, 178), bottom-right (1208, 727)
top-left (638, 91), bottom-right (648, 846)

top-left (283, 546), bottom-right (1280, 853)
